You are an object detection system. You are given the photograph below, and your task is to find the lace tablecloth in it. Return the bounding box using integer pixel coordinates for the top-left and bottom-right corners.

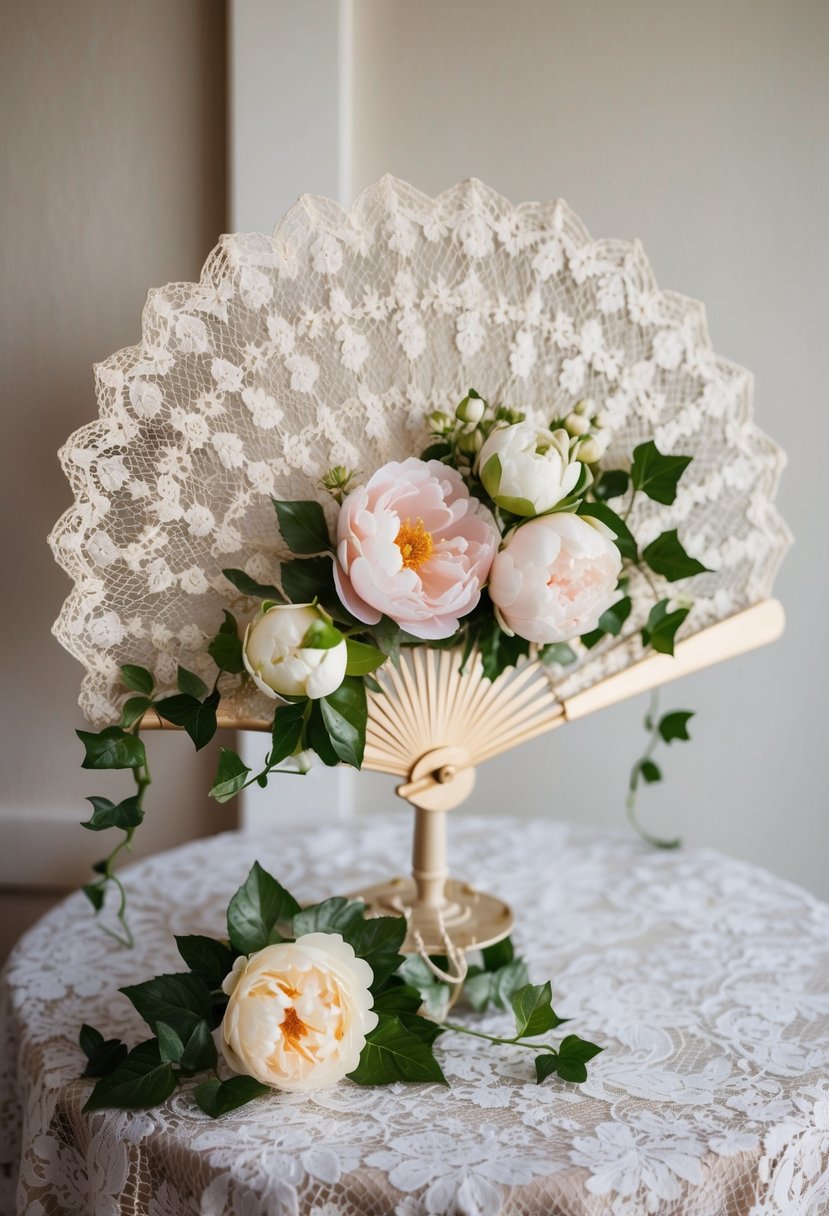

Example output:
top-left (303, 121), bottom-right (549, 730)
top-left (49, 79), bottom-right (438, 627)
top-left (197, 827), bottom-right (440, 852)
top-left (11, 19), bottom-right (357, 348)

top-left (2, 816), bottom-right (829, 1216)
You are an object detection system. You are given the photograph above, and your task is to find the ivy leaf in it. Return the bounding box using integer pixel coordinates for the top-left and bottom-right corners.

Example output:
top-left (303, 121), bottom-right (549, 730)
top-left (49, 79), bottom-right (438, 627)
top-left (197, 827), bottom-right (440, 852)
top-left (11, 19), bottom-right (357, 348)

top-left (535, 1054), bottom-right (559, 1084)
top-left (555, 1034), bottom-right (603, 1083)
top-left (347, 1016), bottom-right (447, 1085)
top-left (81, 795), bottom-right (144, 832)
top-left (370, 617), bottom-right (402, 662)
top-left (222, 568), bottom-right (284, 600)
top-left (120, 664), bottom-right (154, 696)
top-left (372, 984), bottom-right (445, 1045)
top-left (273, 499), bottom-right (332, 555)
top-left (175, 935), bottom-right (236, 989)
top-left (319, 677), bottom-right (367, 768)
top-left (79, 1024), bottom-right (128, 1078)
top-left (83, 1040), bottom-right (177, 1111)
top-left (658, 710), bottom-right (694, 743)
top-left (177, 665), bottom-right (209, 699)
top-left (597, 595), bottom-right (632, 637)
top-left (511, 982), bottom-right (566, 1038)
top-left (293, 896), bottom-right (366, 937)
top-left (593, 469), bottom-right (630, 501)
top-left (154, 690), bottom-right (220, 751)
top-left (305, 701), bottom-right (341, 766)
top-left (209, 747), bottom-right (251, 803)
top-left (641, 599), bottom-right (691, 655)
top-left (194, 1075), bottom-right (270, 1117)
top-left (270, 701), bottom-right (307, 766)
top-left (208, 610), bottom-right (245, 674)
top-left (346, 915), bottom-right (407, 990)
top-left (538, 642), bottom-right (577, 667)
top-left (82, 882), bottom-right (105, 912)
top-left (345, 639), bottom-right (388, 677)
top-left (577, 501), bottom-right (638, 561)
top-left (631, 440), bottom-right (692, 505)
top-left (481, 937), bottom-right (514, 972)
top-left (464, 959), bottom-right (530, 1013)
top-left (120, 973), bottom-right (213, 1040)
top-left (120, 696), bottom-right (152, 729)
top-left (642, 530), bottom-right (710, 582)
top-left (155, 1020), bottom-right (185, 1063)
top-left (226, 861), bottom-right (301, 955)
top-left (280, 557), bottom-right (356, 625)
top-left (396, 956), bottom-right (452, 1019)
top-left (477, 616), bottom-right (530, 681)
top-left (420, 442), bottom-right (451, 461)
top-left (639, 759), bottom-right (662, 784)
top-left (77, 727), bottom-right (146, 771)
top-left (179, 1019), bottom-right (218, 1072)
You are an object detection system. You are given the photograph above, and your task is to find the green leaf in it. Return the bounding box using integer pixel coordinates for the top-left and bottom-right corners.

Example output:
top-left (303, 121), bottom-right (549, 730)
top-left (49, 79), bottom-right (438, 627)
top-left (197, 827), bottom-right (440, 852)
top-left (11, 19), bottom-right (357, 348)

top-left (208, 611), bottom-right (245, 674)
top-left (658, 710), bottom-right (694, 743)
top-left (222, 568), bottom-right (284, 600)
top-left (640, 759), bottom-right (662, 784)
top-left (555, 1033), bottom-right (603, 1083)
top-left (156, 1020), bottom-right (185, 1063)
top-left (209, 747), bottom-right (251, 803)
top-left (175, 935), bottom-right (236, 989)
top-left (642, 530), bottom-right (711, 582)
top-left (120, 696), bottom-right (151, 729)
top-left (396, 956), bottom-right (451, 1019)
top-left (293, 896), bottom-right (366, 937)
top-left (154, 690), bottom-right (220, 750)
top-left (631, 440), bottom-right (692, 505)
top-left (81, 795), bottom-right (144, 832)
top-left (477, 618), bottom-right (530, 681)
top-left (538, 642), bottom-right (577, 667)
top-left (641, 598), bottom-right (691, 655)
top-left (511, 981), bottom-right (565, 1038)
top-left (306, 701), bottom-right (341, 766)
top-left (226, 861), bottom-right (301, 955)
top-left (370, 617), bottom-right (402, 662)
top-left (179, 1019), bottom-right (218, 1072)
top-left (270, 701), bottom-right (306, 765)
top-left (77, 726), bottom-right (146, 771)
top-left (464, 959), bottom-right (530, 1013)
top-left (280, 556), bottom-right (356, 625)
top-left (194, 1075), bottom-right (270, 1117)
top-left (420, 442), bottom-right (452, 461)
top-left (121, 664), bottom-right (154, 696)
top-left (577, 501), bottom-right (638, 561)
top-left (597, 595), bottom-right (632, 637)
top-left (535, 1053), bottom-right (559, 1084)
top-left (345, 639), bottom-right (388, 677)
top-left (79, 1024), bottom-right (128, 1078)
top-left (593, 469), bottom-right (630, 502)
top-left (319, 677), bottom-right (367, 768)
top-left (177, 665), bottom-right (209, 699)
top-left (481, 937), bottom-right (514, 972)
top-left (82, 882), bottom-right (105, 911)
top-left (372, 984), bottom-right (445, 1045)
top-left (83, 1040), bottom-right (177, 1111)
top-left (346, 915), bottom-right (407, 989)
top-left (347, 1015), bottom-right (447, 1085)
top-left (273, 499), bottom-right (332, 555)
top-left (120, 972), bottom-right (213, 1039)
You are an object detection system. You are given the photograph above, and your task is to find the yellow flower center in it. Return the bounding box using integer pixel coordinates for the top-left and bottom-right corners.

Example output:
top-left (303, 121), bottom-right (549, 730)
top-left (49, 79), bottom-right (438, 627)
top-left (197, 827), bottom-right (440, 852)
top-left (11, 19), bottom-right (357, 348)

top-left (395, 518), bottom-right (434, 571)
top-left (281, 1005), bottom-right (309, 1046)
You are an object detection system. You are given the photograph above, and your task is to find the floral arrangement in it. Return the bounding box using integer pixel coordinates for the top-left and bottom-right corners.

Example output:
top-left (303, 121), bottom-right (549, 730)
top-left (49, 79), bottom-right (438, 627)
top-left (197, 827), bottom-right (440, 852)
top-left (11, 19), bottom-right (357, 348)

top-left (79, 860), bottom-right (602, 1114)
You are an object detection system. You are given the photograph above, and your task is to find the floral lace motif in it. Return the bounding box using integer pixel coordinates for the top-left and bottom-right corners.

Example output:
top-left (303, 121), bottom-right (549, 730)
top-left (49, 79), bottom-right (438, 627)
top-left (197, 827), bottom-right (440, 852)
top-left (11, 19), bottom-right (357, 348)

top-left (2, 816), bottom-right (828, 1215)
top-left (47, 177), bottom-right (790, 727)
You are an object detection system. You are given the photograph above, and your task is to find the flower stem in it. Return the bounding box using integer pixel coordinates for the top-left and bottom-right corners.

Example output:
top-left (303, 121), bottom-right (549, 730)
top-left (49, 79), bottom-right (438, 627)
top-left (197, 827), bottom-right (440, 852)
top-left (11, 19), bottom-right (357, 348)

top-left (438, 1021), bottom-right (556, 1055)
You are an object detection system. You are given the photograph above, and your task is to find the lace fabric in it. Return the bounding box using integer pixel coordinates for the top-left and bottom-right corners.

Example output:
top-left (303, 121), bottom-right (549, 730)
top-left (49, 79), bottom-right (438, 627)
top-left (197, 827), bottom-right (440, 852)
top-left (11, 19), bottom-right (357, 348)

top-left (2, 816), bottom-right (828, 1215)
top-left (47, 177), bottom-right (790, 729)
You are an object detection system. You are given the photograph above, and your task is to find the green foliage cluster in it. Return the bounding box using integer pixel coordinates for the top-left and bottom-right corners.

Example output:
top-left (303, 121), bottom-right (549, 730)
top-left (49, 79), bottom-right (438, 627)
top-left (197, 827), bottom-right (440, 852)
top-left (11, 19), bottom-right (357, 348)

top-left (79, 862), bottom-right (602, 1115)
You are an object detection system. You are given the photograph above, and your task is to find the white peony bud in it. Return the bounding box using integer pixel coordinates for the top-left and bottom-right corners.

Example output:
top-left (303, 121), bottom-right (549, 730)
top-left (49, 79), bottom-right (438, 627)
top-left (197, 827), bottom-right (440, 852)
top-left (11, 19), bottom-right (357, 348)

top-left (242, 603), bottom-right (347, 700)
top-left (564, 411), bottom-right (590, 436)
top-left (478, 422), bottom-right (583, 517)
top-left (455, 395), bottom-right (486, 425)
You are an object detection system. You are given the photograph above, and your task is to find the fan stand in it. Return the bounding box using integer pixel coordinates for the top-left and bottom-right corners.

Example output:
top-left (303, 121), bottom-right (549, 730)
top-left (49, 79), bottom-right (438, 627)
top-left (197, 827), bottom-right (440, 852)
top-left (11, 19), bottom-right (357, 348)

top-left (350, 745), bottom-right (514, 956)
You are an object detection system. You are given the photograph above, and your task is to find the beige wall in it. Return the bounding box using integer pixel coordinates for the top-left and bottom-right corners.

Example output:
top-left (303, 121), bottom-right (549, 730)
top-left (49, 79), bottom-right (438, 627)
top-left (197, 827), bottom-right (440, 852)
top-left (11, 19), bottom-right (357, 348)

top-left (350, 0), bottom-right (829, 897)
top-left (0, 0), bottom-right (231, 960)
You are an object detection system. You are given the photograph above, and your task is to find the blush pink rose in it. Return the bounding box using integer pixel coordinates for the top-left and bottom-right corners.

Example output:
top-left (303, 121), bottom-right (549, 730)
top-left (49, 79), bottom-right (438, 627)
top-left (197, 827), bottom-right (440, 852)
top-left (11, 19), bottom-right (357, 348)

top-left (489, 514), bottom-right (622, 644)
top-left (333, 458), bottom-right (499, 640)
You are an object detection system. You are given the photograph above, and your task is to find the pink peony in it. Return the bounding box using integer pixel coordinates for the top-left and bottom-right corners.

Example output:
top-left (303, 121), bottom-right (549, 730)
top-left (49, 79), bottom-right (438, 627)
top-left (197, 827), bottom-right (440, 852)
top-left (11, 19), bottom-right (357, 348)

top-left (489, 513), bottom-right (622, 644)
top-left (333, 458), bottom-right (499, 640)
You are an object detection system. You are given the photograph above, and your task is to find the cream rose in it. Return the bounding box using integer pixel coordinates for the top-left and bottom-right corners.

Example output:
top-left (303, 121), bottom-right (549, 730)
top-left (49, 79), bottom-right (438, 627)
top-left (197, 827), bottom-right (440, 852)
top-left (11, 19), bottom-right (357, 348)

top-left (478, 421), bottom-right (583, 517)
top-left (242, 603), bottom-right (347, 700)
top-left (489, 513), bottom-right (622, 644)
top-left (220, 933), bottom-right (378, 1092)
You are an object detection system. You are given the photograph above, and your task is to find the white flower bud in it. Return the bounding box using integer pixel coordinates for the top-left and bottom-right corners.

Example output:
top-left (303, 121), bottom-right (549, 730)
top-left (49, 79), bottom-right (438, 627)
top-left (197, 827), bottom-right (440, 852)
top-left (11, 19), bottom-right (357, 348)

top-left (455, 395), bottom-right (485, 425)
top-left (427, 410), bottom-right (453, 435)
top-left (243, 603), bottom-right (347, 700)
top-left (478, 422), bottom-right (582, 516)
top-left (564, 411), bottom-right (590, 436)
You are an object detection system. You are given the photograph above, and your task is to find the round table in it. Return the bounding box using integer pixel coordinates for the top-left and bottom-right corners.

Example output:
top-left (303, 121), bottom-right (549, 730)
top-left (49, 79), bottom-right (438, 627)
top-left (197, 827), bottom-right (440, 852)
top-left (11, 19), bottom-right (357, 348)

top-left (2, 817), bottom-right (829, 1216)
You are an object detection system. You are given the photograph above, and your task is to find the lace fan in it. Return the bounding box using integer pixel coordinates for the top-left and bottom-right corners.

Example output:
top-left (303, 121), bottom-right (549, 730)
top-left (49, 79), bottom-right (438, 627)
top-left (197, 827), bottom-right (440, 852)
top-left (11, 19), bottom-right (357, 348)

top-left (49, 176), bottom-right (789, 954)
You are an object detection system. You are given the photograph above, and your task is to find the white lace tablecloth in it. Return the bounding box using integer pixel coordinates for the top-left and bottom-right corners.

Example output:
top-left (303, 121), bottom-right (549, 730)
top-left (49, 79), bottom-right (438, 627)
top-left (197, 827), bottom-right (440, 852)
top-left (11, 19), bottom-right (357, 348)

top-left (2, 816), bottom-right (829, 1216)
